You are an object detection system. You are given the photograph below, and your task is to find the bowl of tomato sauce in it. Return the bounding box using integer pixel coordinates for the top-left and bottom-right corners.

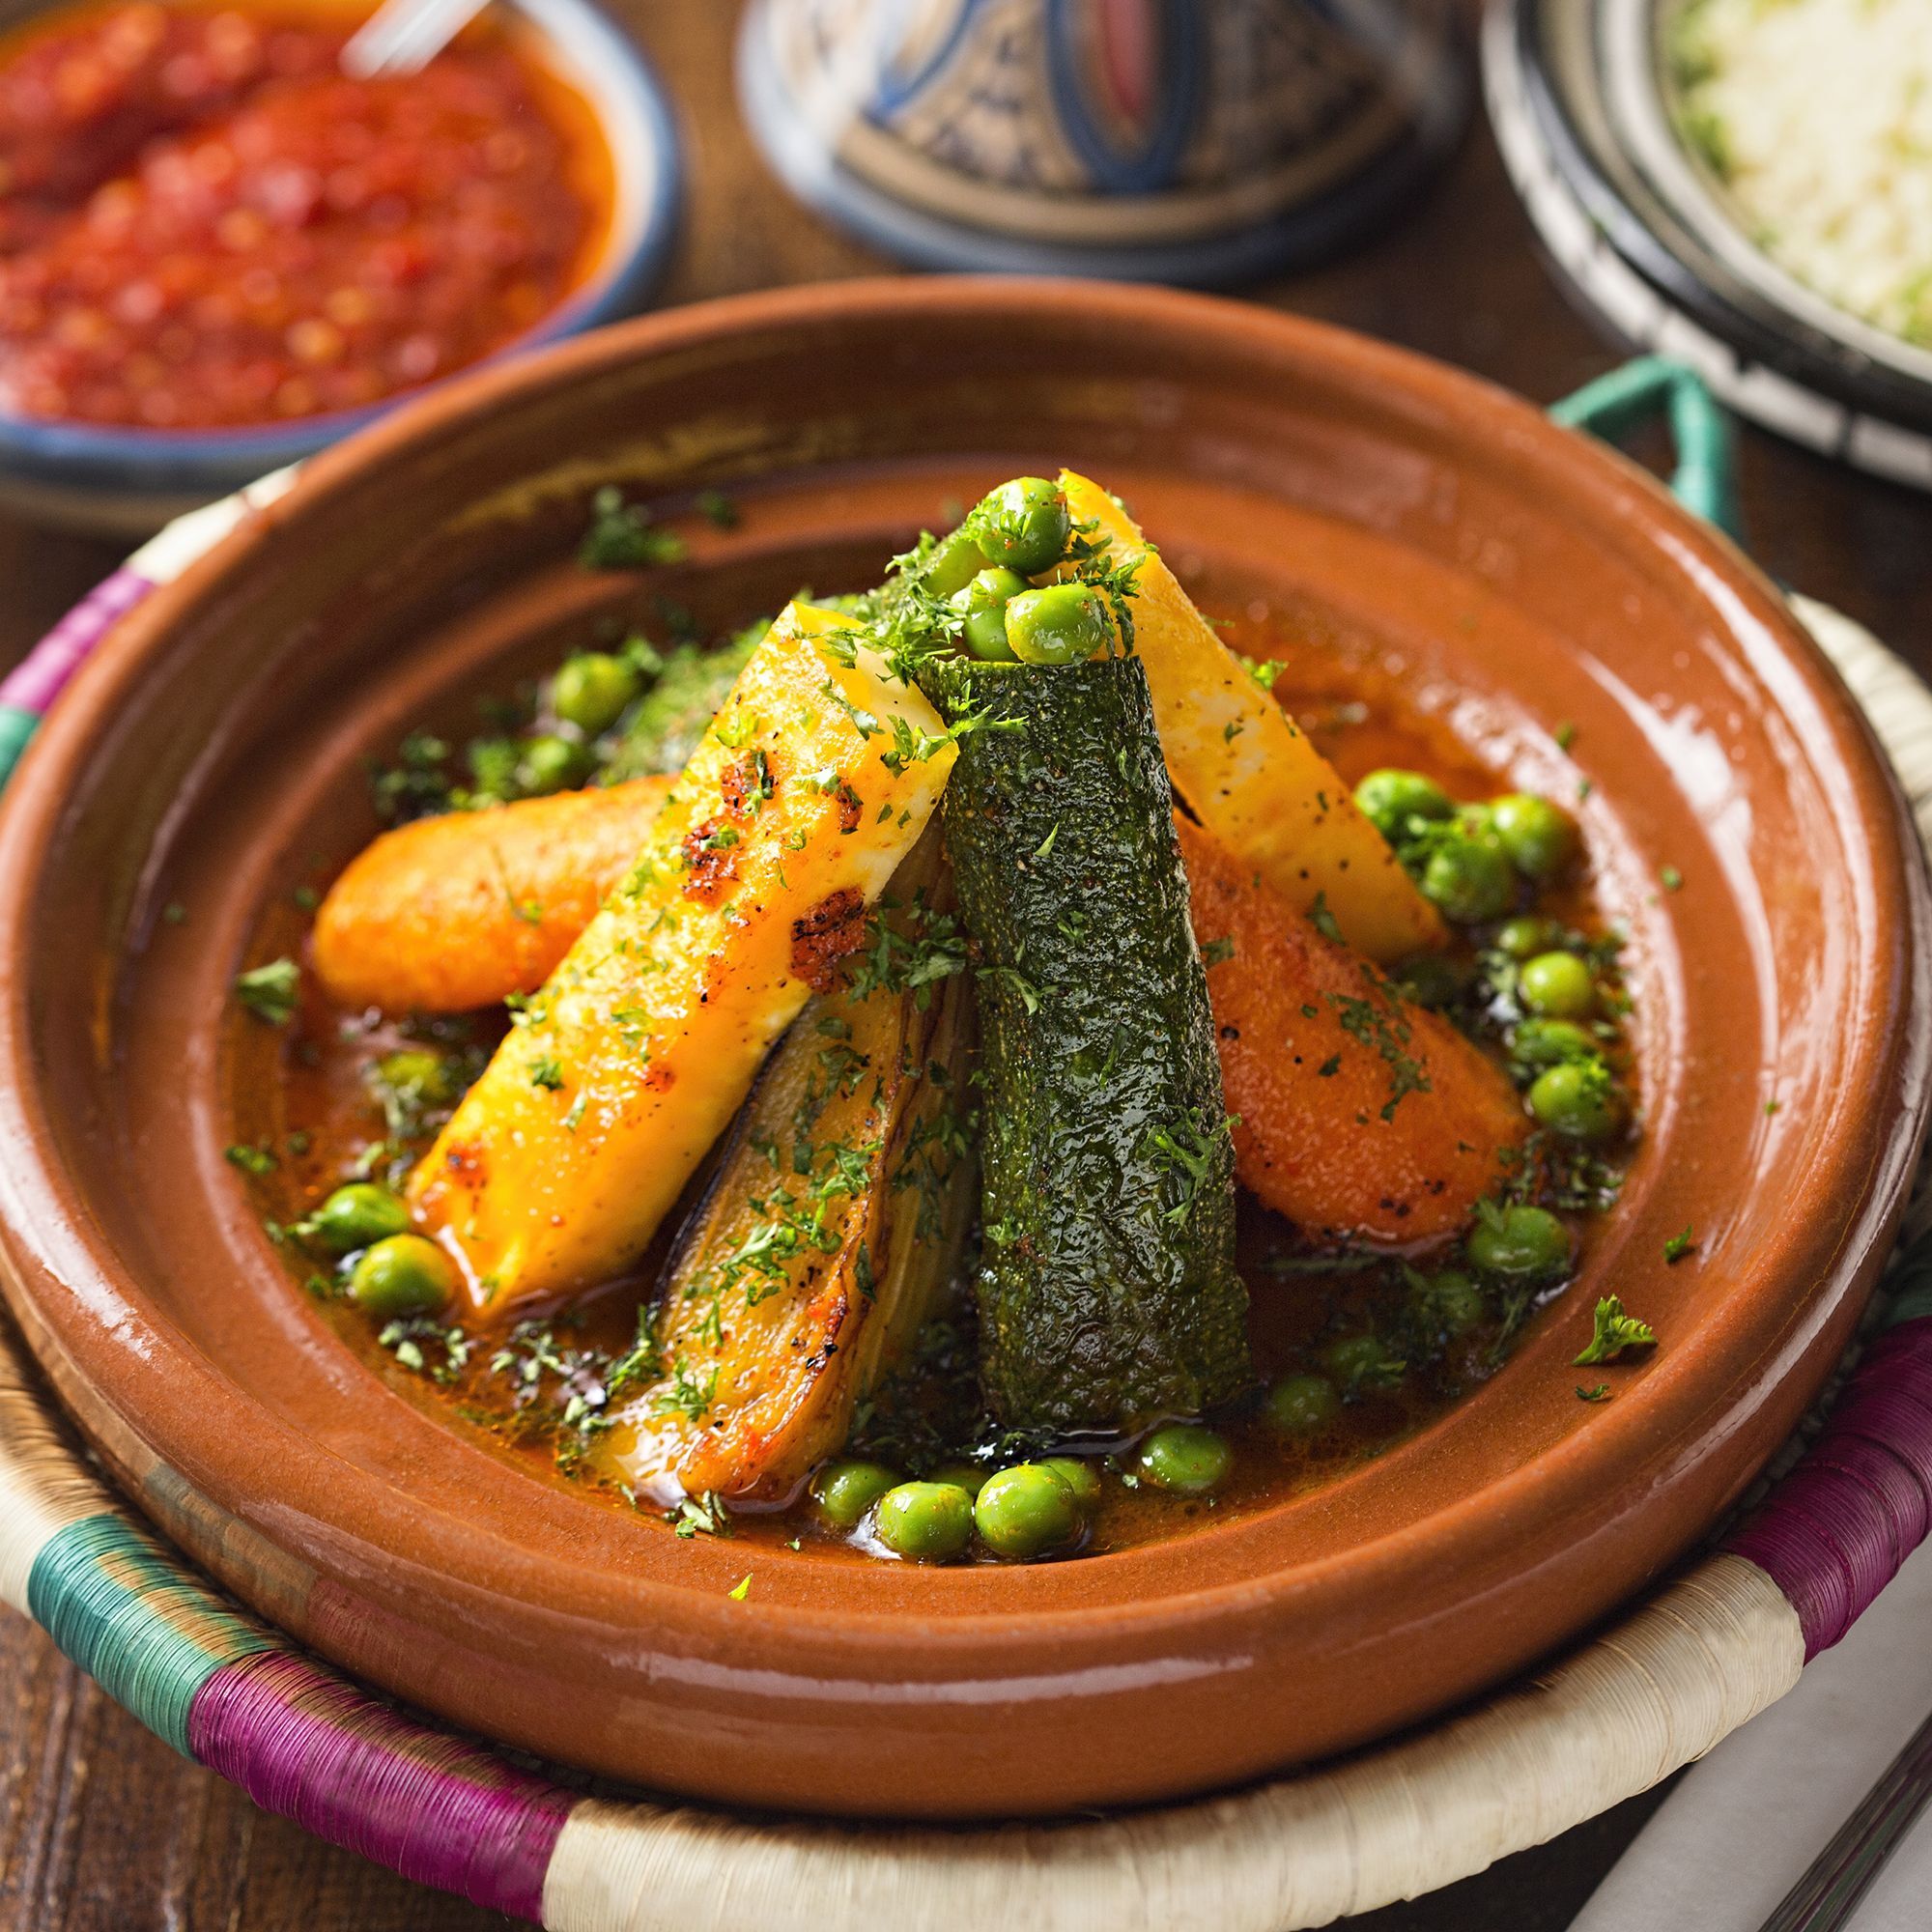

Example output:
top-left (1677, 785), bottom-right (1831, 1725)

top-left (0, 0), bottom-right (678, 530)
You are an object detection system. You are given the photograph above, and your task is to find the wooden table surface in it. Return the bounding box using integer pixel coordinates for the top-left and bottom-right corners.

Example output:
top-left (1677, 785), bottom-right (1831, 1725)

top-left (1, 4), bottom-right (1927, 1926)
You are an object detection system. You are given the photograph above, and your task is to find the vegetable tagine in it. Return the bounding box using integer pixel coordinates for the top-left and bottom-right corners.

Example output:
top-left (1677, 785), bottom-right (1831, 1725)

top-left (234, 472), bottom-right (1651, 1569)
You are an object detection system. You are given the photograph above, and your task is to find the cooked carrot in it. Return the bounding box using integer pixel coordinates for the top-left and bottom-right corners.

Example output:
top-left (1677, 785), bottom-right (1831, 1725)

top-left (1176, 813), bottom-right (1524, 1246)
top-left (313, 777), bottom-right (669, 1013)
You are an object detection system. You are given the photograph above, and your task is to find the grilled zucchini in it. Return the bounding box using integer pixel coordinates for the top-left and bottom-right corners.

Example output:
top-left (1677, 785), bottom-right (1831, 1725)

top-left (921, 653), bottom-right (1251, 1432)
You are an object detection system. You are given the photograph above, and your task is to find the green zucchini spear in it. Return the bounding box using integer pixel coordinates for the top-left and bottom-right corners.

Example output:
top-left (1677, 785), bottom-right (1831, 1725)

top-left (920, 654), bottom-right (1252, 1433)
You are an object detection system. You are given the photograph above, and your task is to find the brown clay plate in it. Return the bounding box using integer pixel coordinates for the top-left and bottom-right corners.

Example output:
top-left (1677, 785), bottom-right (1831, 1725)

top-left (0, 281), bottom-right (1925, 1821)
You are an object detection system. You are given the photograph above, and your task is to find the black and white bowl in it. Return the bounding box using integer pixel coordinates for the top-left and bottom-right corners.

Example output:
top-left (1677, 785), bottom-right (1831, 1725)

top-left (1484, 0), bottom-right (1932, 492)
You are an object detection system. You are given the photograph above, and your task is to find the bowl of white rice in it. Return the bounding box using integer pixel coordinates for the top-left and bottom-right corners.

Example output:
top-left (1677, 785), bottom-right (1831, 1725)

top-left (1485, 0), bottom-right (1932, 490)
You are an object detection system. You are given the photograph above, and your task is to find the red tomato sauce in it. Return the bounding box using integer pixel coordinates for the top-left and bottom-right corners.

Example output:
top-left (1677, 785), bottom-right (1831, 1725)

top-left (0, 1), bottom-right (613, 429)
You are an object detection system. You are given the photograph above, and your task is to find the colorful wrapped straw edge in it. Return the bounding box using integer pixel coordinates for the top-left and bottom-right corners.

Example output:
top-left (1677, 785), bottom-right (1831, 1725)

top-left (0, 372), bottom-right (1926, 1930)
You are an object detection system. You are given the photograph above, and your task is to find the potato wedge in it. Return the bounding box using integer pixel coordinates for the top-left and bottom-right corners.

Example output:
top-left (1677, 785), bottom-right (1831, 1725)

top-left (1058, 469), bottom-right (1444, 963)
top-left (1177, 812), bottom-right (1523, 1245)
top-left (409, 602), bottom-right (957, 1313)
top-left (313, 777), bottom-right (671, 1013)
top-left (599, 869), bottom-right (974, 1503)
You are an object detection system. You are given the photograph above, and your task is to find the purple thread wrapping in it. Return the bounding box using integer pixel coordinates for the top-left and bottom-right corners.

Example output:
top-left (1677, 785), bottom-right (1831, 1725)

top-left (1726, 1319), bottom-right (1932, 1657)
top-left (186, 1648), bottom-right (575, 1923)
top-left (0, 568), bottom-right (154, 716)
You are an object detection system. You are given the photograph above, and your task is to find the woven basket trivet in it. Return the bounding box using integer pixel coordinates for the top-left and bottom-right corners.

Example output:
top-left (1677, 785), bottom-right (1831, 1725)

top-left (0, 374), bottom-right (1929, 1931)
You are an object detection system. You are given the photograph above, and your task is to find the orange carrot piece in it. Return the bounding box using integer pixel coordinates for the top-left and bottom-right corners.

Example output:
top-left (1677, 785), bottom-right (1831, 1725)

top-left (312, 777), bottom-right (668, 1013)
top-left (1176, 812), bottom-right (1525, 1247)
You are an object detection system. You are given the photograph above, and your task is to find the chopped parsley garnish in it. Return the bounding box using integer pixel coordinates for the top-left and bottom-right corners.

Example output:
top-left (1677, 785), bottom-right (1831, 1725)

top-left (845, 895), bottom-right (968, 1008)
top-left (234, 957), bottom-right (300, 1026)
top-left (1577, 1383), bottom-right (1611, 1403)
top-left (1144, 1109), bottom-right (1236, 1228)
top-left (1238, 654), bottom-right (1284, 693)
top-left (581, 486), bottom-right (689, 570)
top-left (1574, 1294), bottom-right (1656, 1367)
top-left (976, 964), bottom-right (1040, 1015)
top-left (668, 1492), bottom-right (731, 1539)
top-left (1326, 969), bottom-right (1431, 1121)
top-left (1660, 865), bottom-right (1683, 893)
top-left (652, 1360), bottom-right (720, 1422)
top-left (223, 1143), bottom-right (277, 1176)
top-left (1663, 1227), bottom-right (1696, 1264)
top-left (1202, 935), bottom-right (1236, 967)
top-left (1307, 893), bottom-right (1344, 945)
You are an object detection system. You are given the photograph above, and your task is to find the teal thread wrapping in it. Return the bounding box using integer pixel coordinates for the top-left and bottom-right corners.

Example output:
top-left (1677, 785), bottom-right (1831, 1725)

top-left (27, 1515), bottom-right (275, 1755)
top-left (0, 704), bottom-right (36, 789)
top-left (1548, 356), bottom-right (1743, 542)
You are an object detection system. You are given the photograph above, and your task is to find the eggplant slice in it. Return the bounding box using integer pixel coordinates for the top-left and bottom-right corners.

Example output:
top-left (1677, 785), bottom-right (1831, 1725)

top-left (600, 835), bottom-right (974, 1504)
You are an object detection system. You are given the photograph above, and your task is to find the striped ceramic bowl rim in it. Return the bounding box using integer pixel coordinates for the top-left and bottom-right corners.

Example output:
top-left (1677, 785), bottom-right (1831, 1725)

top-left (1484, 0), bottom-right (1932, 494)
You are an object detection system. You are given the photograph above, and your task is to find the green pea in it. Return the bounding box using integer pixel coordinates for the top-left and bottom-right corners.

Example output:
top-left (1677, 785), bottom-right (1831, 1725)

top-left (1353, 769), bottom-right (1453, 841)
top-left (1420, 830), bottom-right (1516, 923)
top-left (1495, 915), bottom-right (1560, 960)
top-left (1466, 1205), bottom-right (1573, 1280)
top-left (1322, 1332), bottom-right (1404, 1393)
top-left (974, 1463), bottom-right (1083, 1558)
top-left (952, 567), bottom-right (1027, 662)
top-left (1136, 1423), bottom-right (1232, 1495)
top-left (304, 1182), bottom-right (411, 1255)
top-left (1410, 1266), bottom-right (1487, 1337)
top-left (1510, 1017), bottom-right (1600, 1068)
top-left (374, 1048), bottom-right (456, 1106)
top-left (873, 1481), bottom-right (974, 1561)
top-left (810, 1460), bottom-right (900, 1527)
top-left (516, 733), bottom-right (594, 796)
top-left (921, 526), bottom-right (992, 598)
top-left (350, 1234), bottom-right (455, 1318)
top-left (1040, 1456), bottom-right (1103, 1509)
top-left (1004, 582), bottom-right (1112, 666)
top-left (1264, 1373), bottom-right (1340, 1435)
top-left (551, 652), bottom-right (641, 736)
top-left (1519, 951), bottom-right (1596, 1018)
top-left (971, 476), bottom-right (1071, 576)
top-left (1529, 1059), bottom-right (1624, 1142)
top-left (1492, 793), bottom-right (1580, 882)
top-left (928, 1460), bottom-right (989, 1499)
top-left (1393, 951), bottom-right (1467, 1009)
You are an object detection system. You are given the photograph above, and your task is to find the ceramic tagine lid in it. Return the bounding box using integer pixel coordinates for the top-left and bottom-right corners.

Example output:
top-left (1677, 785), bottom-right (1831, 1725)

top-left (736, 0), bottom-right (1469, 285)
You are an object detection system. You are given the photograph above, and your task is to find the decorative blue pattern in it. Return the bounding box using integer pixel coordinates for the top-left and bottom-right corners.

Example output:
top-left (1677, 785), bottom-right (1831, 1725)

top-left (1044, 0), bottom-right (1201, 195)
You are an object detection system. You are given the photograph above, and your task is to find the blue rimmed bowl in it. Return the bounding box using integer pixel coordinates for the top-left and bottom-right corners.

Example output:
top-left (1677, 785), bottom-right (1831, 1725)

top-left (0, 0), bottom-right (681, 534)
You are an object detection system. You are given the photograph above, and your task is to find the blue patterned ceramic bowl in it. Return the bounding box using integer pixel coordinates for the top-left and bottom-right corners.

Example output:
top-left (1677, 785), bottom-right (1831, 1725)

top-left (738, 0), bottom-right (1468, 284)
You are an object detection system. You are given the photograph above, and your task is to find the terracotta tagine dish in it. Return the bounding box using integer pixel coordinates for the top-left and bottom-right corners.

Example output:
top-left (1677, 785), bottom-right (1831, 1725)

top-left (0, 280), bottom-right (1922, 1821)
